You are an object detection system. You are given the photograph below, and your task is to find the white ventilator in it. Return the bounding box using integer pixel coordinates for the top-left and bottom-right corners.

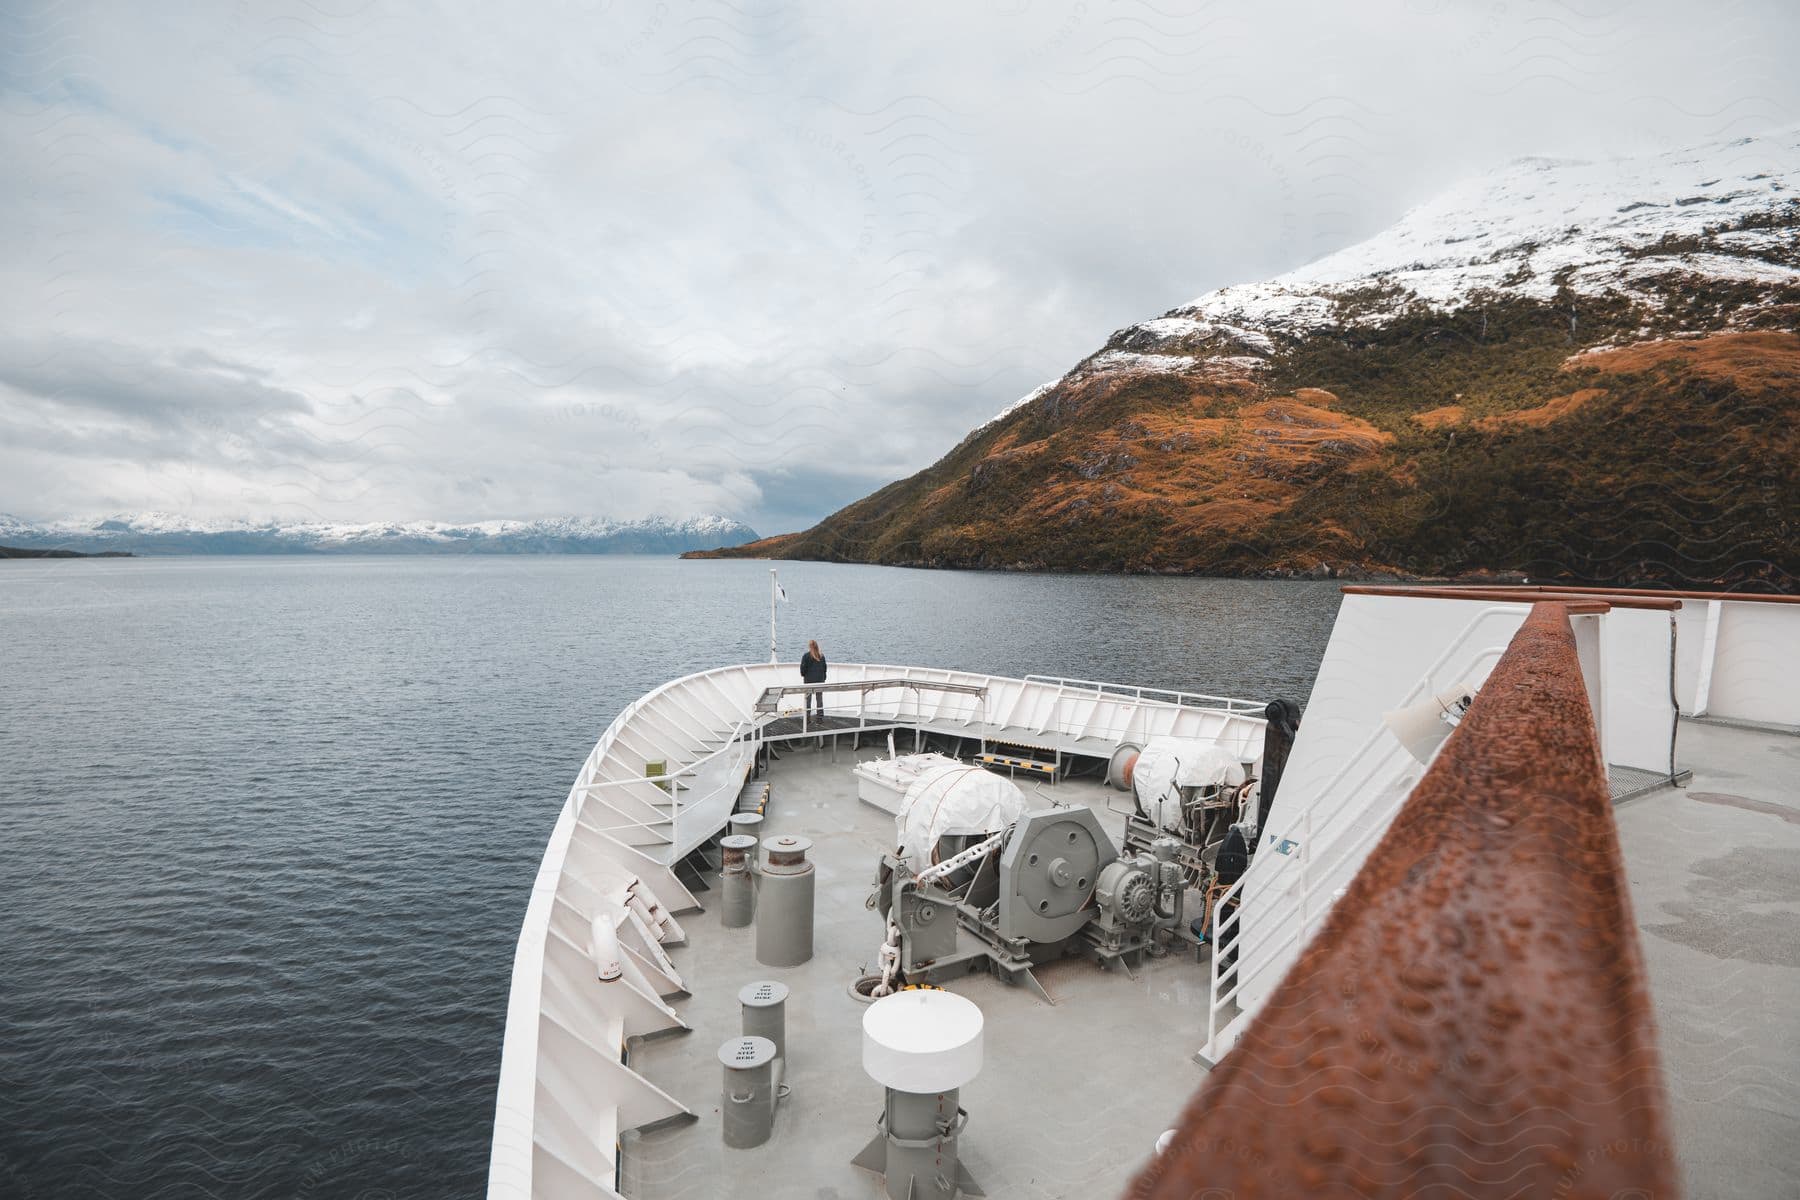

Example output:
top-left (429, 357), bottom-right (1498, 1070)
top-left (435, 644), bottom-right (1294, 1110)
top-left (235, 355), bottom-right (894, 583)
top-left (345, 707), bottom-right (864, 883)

top-left (854, 990), bottom-right (986, 1199)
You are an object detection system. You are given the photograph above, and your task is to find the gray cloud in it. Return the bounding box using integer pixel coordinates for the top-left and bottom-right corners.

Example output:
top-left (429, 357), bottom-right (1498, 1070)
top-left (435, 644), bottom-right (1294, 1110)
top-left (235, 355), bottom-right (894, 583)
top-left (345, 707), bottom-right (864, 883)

top-left (1, 0), bottom-right (1796, 531)
top-left (0, 339), bottom-right (309, 425)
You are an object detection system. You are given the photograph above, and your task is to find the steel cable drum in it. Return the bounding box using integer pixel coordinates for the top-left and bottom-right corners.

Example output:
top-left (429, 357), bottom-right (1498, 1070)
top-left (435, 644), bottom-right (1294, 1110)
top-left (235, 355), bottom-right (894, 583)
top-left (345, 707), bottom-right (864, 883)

top-left (996, 806), bottom-right (1117, 942)
top-left (893, 764), bottom-right (1027, 865)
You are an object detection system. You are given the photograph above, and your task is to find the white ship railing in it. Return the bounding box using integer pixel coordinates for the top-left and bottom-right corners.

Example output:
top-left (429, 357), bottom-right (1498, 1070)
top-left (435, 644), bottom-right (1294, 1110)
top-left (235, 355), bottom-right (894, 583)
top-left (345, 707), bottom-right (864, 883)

top-left (1665, 592), bottom-right (1800, 727)
top-left (572, 711), bottom-right (759, 860)
top-left (1200, 587), bottom-right (1797, 1064)
top-left (1202, 604), bottom-right (1527, 1062)
top-left (564, 667), bottom-right (1268, 861)
top-left (1023, 674), bottom-right (1266, 716)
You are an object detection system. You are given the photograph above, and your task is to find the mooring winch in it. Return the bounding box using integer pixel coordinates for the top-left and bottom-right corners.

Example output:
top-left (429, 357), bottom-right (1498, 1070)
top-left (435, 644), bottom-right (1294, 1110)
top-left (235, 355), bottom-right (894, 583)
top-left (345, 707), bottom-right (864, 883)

top-left (864, 760), bottom-right (1188, 1001)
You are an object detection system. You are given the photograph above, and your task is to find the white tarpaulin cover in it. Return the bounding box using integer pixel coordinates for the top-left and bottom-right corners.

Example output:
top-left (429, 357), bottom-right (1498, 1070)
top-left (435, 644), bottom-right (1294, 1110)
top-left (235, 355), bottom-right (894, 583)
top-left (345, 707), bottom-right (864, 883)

top-left (1132, 738), bottom-right (1248, 832)
top-left (855, 751), bottom-right (962, 792)
top-left (854, 751), bottom-right (963, 815)
top-left (895, 764), bottom-right (1028, 863)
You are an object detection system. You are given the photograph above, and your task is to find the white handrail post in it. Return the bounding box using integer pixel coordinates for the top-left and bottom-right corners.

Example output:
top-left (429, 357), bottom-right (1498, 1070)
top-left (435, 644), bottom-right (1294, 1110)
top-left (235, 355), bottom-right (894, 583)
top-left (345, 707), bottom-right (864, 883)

top-left (768, 569), bottom-right (779, 664)
top-left (1694, 599), bottom-right (1722, 716)
top-left (1300, 798), bottom-right (1312, 933)
top-left (1206, 903), bottom-right (1220, 1051)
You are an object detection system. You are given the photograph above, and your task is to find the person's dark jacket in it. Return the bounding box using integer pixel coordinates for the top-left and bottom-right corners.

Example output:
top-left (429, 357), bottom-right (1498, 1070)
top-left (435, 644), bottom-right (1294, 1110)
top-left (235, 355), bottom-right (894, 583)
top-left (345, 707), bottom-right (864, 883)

top-left (800, 652), bottom-right (827, 683)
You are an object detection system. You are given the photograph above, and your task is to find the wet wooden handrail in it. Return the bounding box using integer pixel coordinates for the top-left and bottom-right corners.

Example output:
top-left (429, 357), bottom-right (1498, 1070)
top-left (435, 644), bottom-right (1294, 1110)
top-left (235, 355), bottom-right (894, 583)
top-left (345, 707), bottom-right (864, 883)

top-left (1128, 602), bottom-right (1679, 1199)
top-left (1340, 584), bottom-right (1681, 610)
top-left (1342, 581), bottom-right (1800, 606)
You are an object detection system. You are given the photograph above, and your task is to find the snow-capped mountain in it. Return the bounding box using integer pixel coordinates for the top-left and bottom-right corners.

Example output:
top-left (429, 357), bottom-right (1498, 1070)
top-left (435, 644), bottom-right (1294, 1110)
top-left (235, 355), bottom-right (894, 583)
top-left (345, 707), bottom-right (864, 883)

top-left (0, 512), bottom-right (758, 556)
top-left (975, 128), bottom-right (1799, 429)
top-left (697, 128), bottom-right (1800, 588)
top-left (1184, 129), bottom-right (1800, 335)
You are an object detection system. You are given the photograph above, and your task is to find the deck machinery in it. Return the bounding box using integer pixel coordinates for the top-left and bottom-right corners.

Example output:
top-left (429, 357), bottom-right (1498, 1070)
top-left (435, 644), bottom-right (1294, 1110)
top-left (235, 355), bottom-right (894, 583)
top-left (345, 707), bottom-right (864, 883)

top-left (1117, 738), bottom-right (1259, 894)
top-left (868, 803), bottom-right (1188, 1002)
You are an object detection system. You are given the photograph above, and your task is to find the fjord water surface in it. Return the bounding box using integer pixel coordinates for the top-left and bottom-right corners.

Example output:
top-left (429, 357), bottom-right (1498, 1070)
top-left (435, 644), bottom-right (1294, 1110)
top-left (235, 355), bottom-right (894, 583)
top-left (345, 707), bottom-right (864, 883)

top-left (0, 556), bottom-right (1341, 1198)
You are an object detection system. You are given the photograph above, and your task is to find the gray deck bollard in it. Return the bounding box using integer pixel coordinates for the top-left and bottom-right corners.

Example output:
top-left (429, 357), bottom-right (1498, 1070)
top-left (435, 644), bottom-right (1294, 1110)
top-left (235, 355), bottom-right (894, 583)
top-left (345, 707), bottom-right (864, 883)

top-left (755, 835), bottom-right (815, 968)
top-left (719, 1035), bottom-right (778, 1148)
top-left (739, 980), bottom-right (790, 1075)
top-left (720, 834), bottom-right (758, 929)
top-left (731, 813), bottom-right (765, 888)
top-left (729, 811), bottom-right (764, 845)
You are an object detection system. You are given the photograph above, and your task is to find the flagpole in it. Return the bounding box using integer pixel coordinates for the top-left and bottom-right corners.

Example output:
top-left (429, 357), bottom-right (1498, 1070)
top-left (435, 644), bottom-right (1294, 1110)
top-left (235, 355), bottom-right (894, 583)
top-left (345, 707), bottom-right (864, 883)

top-left (768, 568), bottom-right (778, 663)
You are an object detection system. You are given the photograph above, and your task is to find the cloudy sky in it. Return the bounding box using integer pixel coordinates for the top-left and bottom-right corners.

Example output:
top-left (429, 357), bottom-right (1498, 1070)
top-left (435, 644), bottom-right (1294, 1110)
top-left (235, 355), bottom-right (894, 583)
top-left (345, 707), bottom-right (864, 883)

top-left (2, 1), bottom-right (1796, 534)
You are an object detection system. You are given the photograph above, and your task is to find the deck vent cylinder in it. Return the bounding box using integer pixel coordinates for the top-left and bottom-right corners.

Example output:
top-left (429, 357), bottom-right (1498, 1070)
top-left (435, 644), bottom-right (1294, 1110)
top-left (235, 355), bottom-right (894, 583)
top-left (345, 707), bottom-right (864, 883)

top-left (720, 834), bottom-right (759, 928)
top-left (718, 1035), bottom-right (778, 1148)
top-left (739, 980), bottom-right (790, 1080)
top-left (755, 835), bottom-right (815, 967)
top-left (852, 989), bottom-right (984, 1199)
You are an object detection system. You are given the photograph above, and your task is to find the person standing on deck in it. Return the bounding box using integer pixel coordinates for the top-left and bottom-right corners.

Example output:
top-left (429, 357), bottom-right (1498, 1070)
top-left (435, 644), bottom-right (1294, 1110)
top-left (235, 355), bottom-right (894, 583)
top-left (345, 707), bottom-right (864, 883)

top-left (800, 640), bottom-right (827, 722)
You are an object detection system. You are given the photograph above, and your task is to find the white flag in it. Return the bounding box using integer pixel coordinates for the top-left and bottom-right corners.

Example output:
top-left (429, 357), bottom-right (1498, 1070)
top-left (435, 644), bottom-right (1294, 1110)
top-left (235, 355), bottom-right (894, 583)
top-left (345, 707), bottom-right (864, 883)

top-left (776, 581), bottom-right (788, 602)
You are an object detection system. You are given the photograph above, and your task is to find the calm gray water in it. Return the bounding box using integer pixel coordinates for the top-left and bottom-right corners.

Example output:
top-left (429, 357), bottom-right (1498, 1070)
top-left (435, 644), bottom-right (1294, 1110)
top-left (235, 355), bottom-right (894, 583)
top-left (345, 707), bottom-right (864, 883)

top-left (0, 556), bottom-right (1341, 1198)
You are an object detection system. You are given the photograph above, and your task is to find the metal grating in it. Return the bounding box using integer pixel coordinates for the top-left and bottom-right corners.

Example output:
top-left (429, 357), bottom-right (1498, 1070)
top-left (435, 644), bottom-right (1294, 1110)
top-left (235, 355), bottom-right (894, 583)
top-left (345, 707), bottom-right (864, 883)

top-left (757, 714), bottom-right (870, 739)
top-left (1607, 763), bottom-right (1687, 803)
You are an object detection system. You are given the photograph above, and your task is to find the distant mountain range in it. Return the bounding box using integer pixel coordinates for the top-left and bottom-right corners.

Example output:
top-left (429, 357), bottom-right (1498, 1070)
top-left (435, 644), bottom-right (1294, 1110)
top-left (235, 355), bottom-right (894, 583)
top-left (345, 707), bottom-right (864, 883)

top-left (689, 129), bottom-right (1800, 588)
top-left (0, 512), bottom-right (758, 556)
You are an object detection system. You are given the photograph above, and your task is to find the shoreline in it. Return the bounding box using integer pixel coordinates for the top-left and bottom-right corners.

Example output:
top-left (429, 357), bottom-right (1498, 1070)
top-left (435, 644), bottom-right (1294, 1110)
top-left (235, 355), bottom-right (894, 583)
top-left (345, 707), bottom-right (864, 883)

top-left (0, 545), bottom-right (135, 559)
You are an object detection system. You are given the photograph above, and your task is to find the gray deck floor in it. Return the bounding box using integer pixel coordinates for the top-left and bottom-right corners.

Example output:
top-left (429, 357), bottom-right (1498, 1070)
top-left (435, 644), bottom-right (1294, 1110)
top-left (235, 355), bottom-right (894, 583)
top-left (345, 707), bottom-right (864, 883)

top-left (621, 743), bottom-right (1212, 1200)
top-left (1613, 718), bottom-right (1800, 1200)
top-left (621, 720), bottom-right (1800, 1200)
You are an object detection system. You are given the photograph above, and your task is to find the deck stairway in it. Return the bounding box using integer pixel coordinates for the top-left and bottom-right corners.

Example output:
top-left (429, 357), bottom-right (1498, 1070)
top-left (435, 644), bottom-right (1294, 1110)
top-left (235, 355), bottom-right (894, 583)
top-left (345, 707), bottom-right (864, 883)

top-left (733, 778), bottom-right (769, 817)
